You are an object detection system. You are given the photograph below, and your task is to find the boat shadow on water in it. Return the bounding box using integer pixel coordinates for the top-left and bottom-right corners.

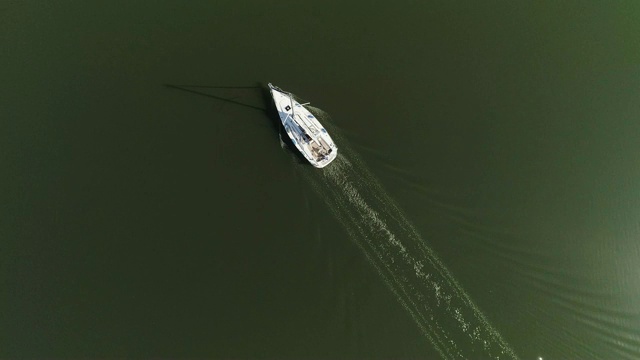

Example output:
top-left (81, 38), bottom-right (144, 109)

top-left (164, 82), bottom-right (310, 166)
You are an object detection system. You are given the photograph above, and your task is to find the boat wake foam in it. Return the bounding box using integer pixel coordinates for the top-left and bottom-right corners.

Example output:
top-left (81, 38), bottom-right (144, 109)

top-left (296, 107), bottom-right (519, 360)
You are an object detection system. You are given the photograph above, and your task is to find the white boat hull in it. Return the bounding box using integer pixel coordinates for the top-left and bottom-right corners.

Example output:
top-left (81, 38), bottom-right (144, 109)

top-left (268, 83), bottom-right (338, 168)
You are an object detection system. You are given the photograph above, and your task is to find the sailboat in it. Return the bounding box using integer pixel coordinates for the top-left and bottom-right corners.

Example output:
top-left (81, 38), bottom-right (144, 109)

top-left (268, 83), bottom-right (338, 168)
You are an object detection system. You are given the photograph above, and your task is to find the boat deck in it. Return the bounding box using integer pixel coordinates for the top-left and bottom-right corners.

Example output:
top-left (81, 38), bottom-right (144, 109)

top-left (270, 84), bottom-right (337, 168)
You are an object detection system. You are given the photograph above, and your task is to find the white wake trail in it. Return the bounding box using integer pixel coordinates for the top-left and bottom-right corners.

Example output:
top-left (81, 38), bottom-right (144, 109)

top-left (294, 107), bottom-right (519, 360)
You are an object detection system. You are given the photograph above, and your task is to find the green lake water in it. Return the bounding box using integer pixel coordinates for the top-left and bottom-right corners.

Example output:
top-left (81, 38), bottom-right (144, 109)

top-left (2, 1), bottom-right (640, 358)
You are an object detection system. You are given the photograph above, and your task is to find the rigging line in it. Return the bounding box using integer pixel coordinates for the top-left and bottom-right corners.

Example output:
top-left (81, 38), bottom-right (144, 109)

top-left (164, 84), bottom-right (266, 111)
top-left (170, 85), bottom-right (263, 89)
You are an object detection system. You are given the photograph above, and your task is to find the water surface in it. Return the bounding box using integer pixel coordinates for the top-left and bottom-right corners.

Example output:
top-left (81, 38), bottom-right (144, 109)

top-left (2, 1), bottom-right (640, 358)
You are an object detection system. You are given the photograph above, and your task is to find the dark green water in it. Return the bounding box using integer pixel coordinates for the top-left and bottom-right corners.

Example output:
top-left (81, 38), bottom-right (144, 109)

top-left (2, 1), bottom-right (640, 358)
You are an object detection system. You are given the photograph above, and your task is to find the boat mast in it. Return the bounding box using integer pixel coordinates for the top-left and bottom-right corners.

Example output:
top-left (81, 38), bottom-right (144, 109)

top-left (288, 92), bottom-right (296, 119)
